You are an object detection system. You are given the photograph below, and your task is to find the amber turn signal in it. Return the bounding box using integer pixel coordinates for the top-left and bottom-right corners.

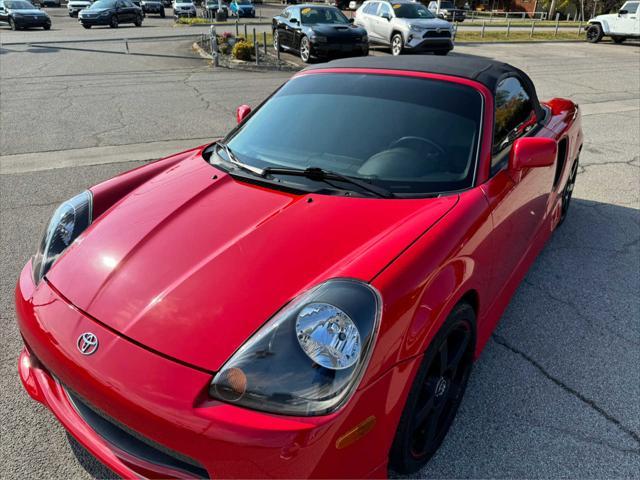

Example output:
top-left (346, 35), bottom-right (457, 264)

top-left (335, 416), bottom-right (376, 450)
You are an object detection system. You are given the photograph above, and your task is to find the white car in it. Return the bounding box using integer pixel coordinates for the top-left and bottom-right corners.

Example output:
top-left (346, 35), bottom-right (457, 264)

top-left (586, 0), bottom-right (639, 43)
top-left (173, 0), bottom-right (195, 16)
top-left (68, 0), bottom-right (92, 16)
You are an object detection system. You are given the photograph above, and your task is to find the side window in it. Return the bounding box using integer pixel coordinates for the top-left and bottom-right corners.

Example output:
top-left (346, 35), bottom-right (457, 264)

top-left (290, 7), bottom-right (300, 22)
top-left (378, 2), bottom-right (391, 17)
top-left (363, 2), bottom-right (378, 14)
top-left (491, 76), bottom-right (536, 173)
top-left (621, 1), bottom-right (639, 13)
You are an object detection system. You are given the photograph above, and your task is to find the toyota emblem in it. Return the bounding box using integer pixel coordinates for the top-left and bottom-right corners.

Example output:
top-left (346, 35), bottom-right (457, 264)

top-left (77, 332), bottom-right (99, 355)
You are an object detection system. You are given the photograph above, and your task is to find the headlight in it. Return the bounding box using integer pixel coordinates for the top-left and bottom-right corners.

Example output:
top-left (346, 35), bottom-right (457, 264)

top-left (410, 24), bottom-right (424, 32)
top-left (209, 279), bottom-right (381, 416)
top-left (310, 34), bottom-right (328, 43)
top-left (32, 191), bottom-right (92, 284)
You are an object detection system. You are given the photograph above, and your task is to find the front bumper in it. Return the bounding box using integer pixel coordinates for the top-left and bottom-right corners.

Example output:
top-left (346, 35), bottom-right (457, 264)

top-left (174, 8), bottom-right (196, 16)
top-left (68, 6), bottom-right (87, 14)
top-left (405, 34), bottom-right (453, 52)
top-left (79, 15), bottom-right (111, 24)
top-left (311, 41), bottom-right (368, 57)
top-left (13, 14), bottom-right (50, 26)
top-left (15, 261), bottom-right (410, 478)
top-left (236, 8), bottom-right (254, 16)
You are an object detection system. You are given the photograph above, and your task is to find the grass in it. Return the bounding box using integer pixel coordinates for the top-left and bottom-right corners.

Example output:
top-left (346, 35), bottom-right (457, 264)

top-left (464, 19), bottom-right (582, 27)
top-left (455, 30), bottom-right (585, 41)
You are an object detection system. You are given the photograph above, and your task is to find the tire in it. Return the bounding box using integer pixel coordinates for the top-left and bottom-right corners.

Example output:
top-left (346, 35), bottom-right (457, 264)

top-left (273, 29), bottom-right (282, 52)
top-left (391, 32), bottom-right (403, 56)
top-left (434, 50), bottom-right (448, 55)
top-left (299, 35), bottom-right (311, 63)
top-left (361, 46), bottom-right (369, 56)
top-left (612, 36), bottom-right (626, 44)
top-left (160, 8), bottom-right (165, 17)
top-left (134, 15), bottom-right (142, 26)
top-left (43, 23), bottom-right (51, 29)
top-left (586, 23), bottom-right (603, 43)
top-left (558, 158), bottom-right (578, 226)
top-left (110, 15), bottom-right (118, 27)
top-left (82, 22), bottom-right (91, 28)
top-left (389, 302), bottom-right (475, 474)
top-left (9, 17), bottom-right (17, 30)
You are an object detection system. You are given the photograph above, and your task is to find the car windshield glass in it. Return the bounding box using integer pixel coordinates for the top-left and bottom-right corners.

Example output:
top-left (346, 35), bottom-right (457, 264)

top-left (237, 0), bottom-right (251, 4)
top-left (300, 6), bottom-right (349, 24)
top-left (6, 1), bottom-right (34, 8)
top-left (225, 74), bottom-right (482, 196)
top-left (392, 3), bottom-right (434, 18)
top-left (439, 1), bottom-right (454, 7)
top-left (89, 0), bottom-right (115, 8)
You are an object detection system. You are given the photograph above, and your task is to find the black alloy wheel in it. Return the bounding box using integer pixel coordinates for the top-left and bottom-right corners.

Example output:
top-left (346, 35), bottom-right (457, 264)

top-left (390, 302), bottom-right (475, 473)
top-left (586, 24), bottom-right (603, 43)
top-left (559, 159), bottom-right (578, 226)
top-left (110, 15), bottom-right (118, 27)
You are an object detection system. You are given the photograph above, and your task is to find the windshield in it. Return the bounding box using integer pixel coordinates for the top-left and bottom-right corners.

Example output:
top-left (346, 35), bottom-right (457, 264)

top-left (89, 0), bottom-right (114, 8)
top-left (301, 6), bottom-right (349, 24)
top-left (439, 1), bottom-right (455, 7)
top-left (237, 0), bottom-right (251, 4)
top-left (392, 3), bottom-right (434, 18)
top-left (225, 74), bottom-right (482, 196)
top-left (5, 1), bottom-right (35, 8)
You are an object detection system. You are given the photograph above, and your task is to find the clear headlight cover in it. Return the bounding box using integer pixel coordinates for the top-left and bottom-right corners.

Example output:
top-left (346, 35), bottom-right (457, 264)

top-left (32, 191), bottom-right (92, 284)
top-left (209, 279), bottom-right (381, 416)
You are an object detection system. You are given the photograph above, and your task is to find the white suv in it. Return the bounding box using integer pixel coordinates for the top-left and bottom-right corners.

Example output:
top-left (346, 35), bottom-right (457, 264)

top-left (586, 1), bottom-right (639, 43)
top-left (68, 0), bottom-right (92, 16)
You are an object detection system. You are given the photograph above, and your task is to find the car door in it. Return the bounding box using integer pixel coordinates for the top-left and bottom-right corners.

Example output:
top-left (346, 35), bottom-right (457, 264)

top-left (288, 7), bottom-right (303, 50)
top-left (374, 1), bottom-right (393, 44)
top-left (358, 1), bottom-right (380, 41)
top-left (481, 76), bottom-right (556, 298)
top-left (617, 1), bottom-right (639, 35)
top-left (276, 8), bottom-right (292, 47)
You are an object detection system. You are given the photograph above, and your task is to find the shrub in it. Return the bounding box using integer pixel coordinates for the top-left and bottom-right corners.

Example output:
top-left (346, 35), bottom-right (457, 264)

top-left (232, 41), bottom-right (253, 61)
top-left (219, 43), bottom-right (231, 55)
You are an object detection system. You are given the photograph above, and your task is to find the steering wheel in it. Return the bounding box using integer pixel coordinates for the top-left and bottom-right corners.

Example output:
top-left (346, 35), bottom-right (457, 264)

top-left (388, 136), bottom-right (446, 158)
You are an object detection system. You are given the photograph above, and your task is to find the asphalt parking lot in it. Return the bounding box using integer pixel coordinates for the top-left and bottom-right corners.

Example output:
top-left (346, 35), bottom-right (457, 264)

top-left (1, 10), bottom-right (639, 478)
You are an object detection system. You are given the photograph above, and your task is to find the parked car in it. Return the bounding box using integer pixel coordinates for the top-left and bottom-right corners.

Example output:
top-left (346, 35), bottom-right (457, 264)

top-left (355, 0), bottom-right (452, 55)
top-left (229, 0), bottom-right (254, 17)
top-left (586, 0), bottom-right (639, 43)
top-left (173, 0), bottom-right (195, 16)
top-left (204, 0), bottom-right (227, 15)
top-left (78, 0), bottom-right (143, 27)
top-left (42, 0), bottom-right (60, 7)
top-left (273, 4), bottom-right (368, 61)
top-left (141, 0), bottom-right (164, 16)
top-left (67, 0), bottom-right (91, 16)
top-left (427, 0), bottom-right (465, 21)
top-left (15, 54), bottom-right (582, 480)
top-left (161, 0), bottom-right (171, 6)
top-left (0, 0), bottom-right (51, 29)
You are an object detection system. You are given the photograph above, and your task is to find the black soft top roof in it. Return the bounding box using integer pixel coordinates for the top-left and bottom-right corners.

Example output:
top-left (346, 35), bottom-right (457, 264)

top-left (305, 55), bottom-right (544, 118)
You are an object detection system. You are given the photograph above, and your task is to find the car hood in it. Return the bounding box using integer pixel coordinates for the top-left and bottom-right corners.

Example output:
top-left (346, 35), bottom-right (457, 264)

top-left (398, 17), bottom-right (450, 29)
top-left (590, 13), bottom-right (617, 22)
top-left (11, 8), bottom-right (46, 13)
top-left (47, 151), bottom-right (458, 372)
top-left (69, 1), bottom-right (91, 5)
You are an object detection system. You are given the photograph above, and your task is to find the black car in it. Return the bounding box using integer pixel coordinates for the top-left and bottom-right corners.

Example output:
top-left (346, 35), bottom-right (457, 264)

top-left (0, 0), bottom-right (51, 29)
top-left (78, 0), bottom-right (143, 27)
top-left (141, 0), bottom-right (164, 16)
top-left (273, 5), bottom-right (368, 63)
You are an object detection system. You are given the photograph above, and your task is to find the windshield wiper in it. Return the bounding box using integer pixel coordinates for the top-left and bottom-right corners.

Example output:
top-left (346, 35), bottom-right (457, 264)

top-left (262, 167), bottom-right (395, 199)
top-left (216, 142), bottom-right (264, 177)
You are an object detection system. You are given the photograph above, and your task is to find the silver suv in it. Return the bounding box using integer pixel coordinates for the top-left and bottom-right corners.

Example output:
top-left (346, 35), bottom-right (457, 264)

top-left (354, 0), bottom-right (453, 55)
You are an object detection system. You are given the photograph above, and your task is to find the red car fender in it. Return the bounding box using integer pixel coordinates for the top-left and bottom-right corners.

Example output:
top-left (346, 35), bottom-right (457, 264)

top-left (366, 187), bottom-right (493, 389)
top-left (90, 145), bottom-right (209, 219)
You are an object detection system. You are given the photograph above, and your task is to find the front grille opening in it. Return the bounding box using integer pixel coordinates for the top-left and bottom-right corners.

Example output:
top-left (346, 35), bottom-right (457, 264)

top-left (66, 390), bottom-right (209, 479)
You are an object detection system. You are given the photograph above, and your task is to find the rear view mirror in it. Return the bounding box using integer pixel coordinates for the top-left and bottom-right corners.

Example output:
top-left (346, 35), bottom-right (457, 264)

top-left (236, 104), bottom-right (251, 124)
top-left (509, 137), bottom-right (557, 173)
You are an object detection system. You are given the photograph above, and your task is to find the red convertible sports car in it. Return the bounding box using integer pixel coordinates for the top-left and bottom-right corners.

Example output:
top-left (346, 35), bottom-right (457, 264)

top-left (16, 56), bottom-right (582, 479)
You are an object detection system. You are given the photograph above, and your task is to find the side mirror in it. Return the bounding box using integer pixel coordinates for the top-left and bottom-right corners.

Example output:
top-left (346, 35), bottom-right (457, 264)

top-left (348, 17), bottom-right (354, 23)
top-left (509, 137), bottom-right (557, 173)
top-left (236, 104), bottom-right (251, 124)
top-left (290, 17), bottom-right (298, 23)
top-left (618, 8), bottom-right (628, 15)
top-left (381, 12), bottom-right (391, 20)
